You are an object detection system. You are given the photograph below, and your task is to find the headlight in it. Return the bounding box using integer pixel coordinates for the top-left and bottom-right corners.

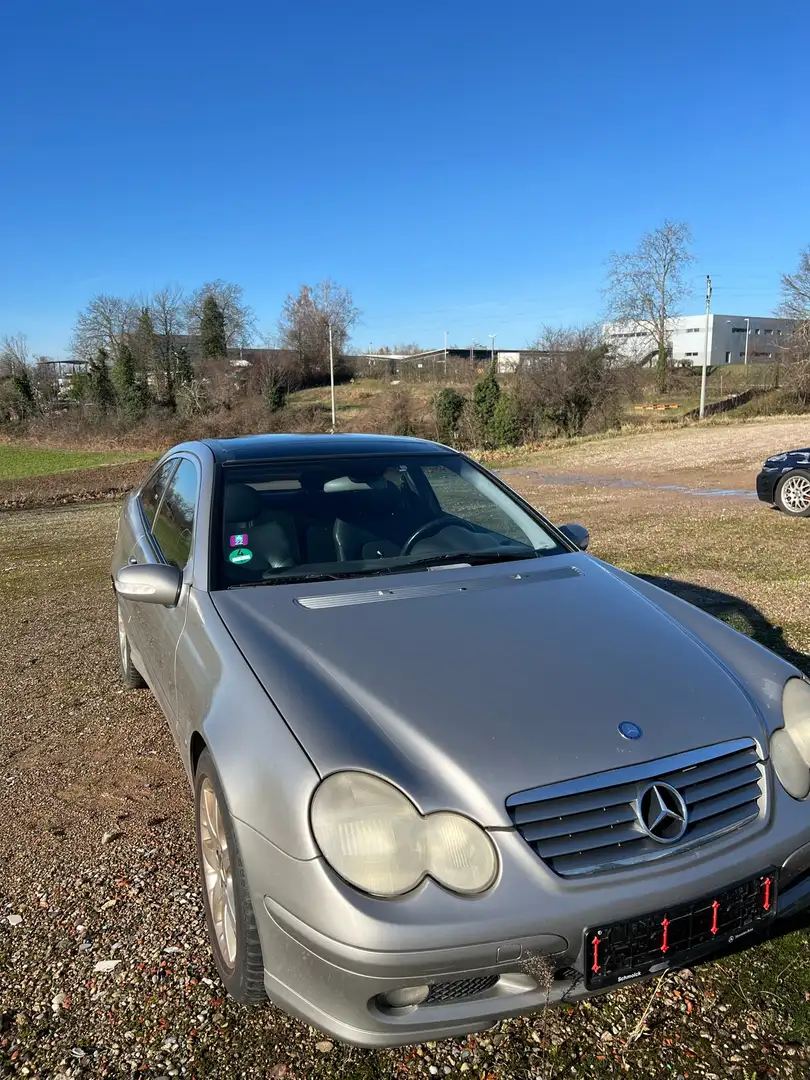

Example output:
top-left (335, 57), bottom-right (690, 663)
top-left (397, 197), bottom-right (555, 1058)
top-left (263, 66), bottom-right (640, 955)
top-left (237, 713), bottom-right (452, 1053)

top-left (771, 679), bottom-right (810, 799)
top-left (310, 772), bottom-right (498, 897)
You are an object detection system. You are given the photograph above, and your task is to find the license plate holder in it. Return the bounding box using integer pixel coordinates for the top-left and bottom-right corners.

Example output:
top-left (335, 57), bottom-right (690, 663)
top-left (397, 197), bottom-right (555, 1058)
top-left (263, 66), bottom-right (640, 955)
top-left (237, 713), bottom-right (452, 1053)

top-left (584, 869), bottom-right (777, 991)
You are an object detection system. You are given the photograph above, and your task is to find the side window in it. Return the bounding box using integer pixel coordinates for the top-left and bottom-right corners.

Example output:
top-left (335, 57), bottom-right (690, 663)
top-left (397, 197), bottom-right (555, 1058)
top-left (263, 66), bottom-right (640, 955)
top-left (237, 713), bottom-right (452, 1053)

top-left (140, 460), bottom-right (177, 527)
top-left (152, 459), bottom-right (198, 568)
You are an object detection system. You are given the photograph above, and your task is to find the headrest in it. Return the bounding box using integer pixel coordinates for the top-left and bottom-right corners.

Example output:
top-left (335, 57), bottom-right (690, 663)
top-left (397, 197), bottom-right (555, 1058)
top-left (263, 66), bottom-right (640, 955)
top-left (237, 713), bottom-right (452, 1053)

top-left (224, 482), bottom-right (263, 523)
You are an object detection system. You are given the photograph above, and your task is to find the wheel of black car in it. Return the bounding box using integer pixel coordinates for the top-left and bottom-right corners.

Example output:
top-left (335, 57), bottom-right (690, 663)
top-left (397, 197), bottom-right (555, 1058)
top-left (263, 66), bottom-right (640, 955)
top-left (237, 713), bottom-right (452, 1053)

top-left (194, 749), bottom-right (266, 1003)
top-left (776, 470), bottom-right (810, 517)
top-left (117, 603), bottom-right (146, 689)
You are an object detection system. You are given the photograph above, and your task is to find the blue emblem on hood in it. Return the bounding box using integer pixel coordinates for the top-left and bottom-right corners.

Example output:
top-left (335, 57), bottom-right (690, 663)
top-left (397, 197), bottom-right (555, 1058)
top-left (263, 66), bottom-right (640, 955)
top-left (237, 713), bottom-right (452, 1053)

top-left (618, 721), bottom-right (643, 740)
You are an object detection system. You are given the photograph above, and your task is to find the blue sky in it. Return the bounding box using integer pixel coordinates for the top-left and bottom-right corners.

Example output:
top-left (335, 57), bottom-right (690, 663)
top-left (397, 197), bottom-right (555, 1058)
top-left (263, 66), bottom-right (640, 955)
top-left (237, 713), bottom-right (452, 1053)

top-left (2, 0), bottom-right (809, 358)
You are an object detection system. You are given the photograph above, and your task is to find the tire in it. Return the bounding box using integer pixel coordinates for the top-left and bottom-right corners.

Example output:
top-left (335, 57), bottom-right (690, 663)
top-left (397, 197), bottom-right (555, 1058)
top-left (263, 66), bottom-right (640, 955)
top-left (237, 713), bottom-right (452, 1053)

top-left (775, 470), bottom-right (810, 517)
top-left (117, 603), bottom-right (146, 689)
top-left (194, 749), bottom-right (266, 1003)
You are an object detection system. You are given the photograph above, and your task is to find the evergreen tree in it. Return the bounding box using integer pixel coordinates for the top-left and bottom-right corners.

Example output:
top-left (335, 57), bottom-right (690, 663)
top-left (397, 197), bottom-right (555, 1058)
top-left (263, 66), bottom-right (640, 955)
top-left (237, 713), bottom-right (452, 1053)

top-left (87, 348), bottom-right (116, 412)
top-left (112, 342), bottom-right (147, 417)
top-left (200, 295), bottom-right (227, 360)
top-left (11, 365), bottom-right (36, 418)
top-left (174, 345), bottom-right (194, 387)
top-left (136, 306), bottom-right (173, 408)
top-left (472, 364), bottom-right (501, 446)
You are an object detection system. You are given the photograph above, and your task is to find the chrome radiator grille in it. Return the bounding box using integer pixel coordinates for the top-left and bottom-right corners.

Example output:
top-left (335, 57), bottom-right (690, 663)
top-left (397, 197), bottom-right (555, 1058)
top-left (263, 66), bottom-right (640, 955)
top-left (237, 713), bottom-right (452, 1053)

top-left (506, 738), bottom-right (764, 877)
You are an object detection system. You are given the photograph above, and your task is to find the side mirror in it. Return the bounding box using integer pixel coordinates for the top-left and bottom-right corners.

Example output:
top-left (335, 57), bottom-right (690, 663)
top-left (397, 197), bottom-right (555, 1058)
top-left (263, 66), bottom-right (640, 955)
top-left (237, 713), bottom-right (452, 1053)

top-left (115, 563), bottom-right (183, 606)
top-left (559, 523), bottom-right (590, 551)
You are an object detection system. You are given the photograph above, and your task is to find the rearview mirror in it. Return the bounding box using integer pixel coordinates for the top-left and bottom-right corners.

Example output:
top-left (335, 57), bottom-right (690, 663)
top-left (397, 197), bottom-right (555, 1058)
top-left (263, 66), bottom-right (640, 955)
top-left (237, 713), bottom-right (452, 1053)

top-left (115, 563), bottom-right (183, 606)
top-left (559, 523), bottom-right (589, 551)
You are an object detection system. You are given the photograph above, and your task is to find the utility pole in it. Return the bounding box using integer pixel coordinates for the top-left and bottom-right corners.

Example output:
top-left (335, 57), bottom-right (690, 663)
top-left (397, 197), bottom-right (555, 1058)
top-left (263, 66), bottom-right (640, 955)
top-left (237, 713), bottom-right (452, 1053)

top-left (444, 330), bottom-right (448, 362)
top-left (328, 322), bottom-right (336, 432)
top-left (744, 317), bottom-right (750, 367)
top-left (489, 334), bottom-right (496, 370)
top-left (699, 274), bottom-right (712, 419)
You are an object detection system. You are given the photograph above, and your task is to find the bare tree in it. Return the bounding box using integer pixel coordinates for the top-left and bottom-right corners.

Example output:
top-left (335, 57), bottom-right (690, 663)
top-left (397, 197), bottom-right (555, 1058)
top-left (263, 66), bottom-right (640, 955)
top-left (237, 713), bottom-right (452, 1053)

top-left (277, 279), bottom-right (359, 386)
top-left (0, 334), bottom-right (37, 419)
top-left (149, 283), bottom-right (188, 381)
top-left (779, 246), bottom-right (810, 323)
top-left (604, 220), bottom-right (695, 391)
top-left (186, 280), bottom-right (257, 348)
top-left (0, 332), bottom-right (30, 376)
top-left (778, 246), bottom-right (810, 399)
top-left (71, 294), bottom-right (136, 361)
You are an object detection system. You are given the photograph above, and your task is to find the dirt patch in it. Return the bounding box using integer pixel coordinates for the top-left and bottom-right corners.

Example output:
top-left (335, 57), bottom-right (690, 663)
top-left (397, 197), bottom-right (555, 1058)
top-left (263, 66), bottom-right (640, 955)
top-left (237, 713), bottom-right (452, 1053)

top-left (0, 459), bottom-right (155, 511)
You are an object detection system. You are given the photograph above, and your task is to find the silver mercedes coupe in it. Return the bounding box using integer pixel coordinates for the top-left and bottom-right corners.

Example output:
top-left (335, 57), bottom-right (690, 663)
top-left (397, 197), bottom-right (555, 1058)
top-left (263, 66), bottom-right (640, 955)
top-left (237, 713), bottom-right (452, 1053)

top-left (111, 433), bottom-right (810, 1047)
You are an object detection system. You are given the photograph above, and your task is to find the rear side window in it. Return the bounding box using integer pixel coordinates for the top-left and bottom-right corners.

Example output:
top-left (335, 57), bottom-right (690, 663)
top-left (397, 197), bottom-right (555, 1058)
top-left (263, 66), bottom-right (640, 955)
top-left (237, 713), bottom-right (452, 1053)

top-left (152, 459), bottom-right (198, 568)
top-left (140, 460), bottom-right (177, 527)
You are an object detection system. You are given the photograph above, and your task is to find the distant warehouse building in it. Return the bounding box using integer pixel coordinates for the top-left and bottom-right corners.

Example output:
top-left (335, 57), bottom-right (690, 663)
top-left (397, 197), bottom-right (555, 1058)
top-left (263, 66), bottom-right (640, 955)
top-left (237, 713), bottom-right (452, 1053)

top-left (604, 314), bottom-right (795, 367)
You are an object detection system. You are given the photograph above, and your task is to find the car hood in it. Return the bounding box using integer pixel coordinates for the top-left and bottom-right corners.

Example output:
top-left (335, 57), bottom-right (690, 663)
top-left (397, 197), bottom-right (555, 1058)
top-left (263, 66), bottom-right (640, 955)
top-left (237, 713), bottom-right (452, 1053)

top-left (211, 555), bottom-right (767, 826)
top-left (766, 448), bottom-right (810, 465)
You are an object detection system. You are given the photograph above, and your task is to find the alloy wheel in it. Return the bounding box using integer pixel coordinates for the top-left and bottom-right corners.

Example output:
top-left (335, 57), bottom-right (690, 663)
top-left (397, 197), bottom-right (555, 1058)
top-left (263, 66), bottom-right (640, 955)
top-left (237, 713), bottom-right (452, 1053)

top-left (199, 777), bottom-right (238, 967)
top-left (781, 474), bottom-right (810, 513)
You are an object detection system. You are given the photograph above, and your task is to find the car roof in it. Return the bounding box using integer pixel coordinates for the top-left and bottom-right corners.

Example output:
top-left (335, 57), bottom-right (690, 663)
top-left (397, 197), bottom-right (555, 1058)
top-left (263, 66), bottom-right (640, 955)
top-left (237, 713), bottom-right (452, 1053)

top-left (201, 433), bottom-right (454, 464)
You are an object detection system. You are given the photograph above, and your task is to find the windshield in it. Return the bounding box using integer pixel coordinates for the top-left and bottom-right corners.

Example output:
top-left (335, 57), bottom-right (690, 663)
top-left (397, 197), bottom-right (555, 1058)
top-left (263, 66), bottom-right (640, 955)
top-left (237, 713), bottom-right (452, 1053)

top-left (211, 452), bottom-right (566, 588)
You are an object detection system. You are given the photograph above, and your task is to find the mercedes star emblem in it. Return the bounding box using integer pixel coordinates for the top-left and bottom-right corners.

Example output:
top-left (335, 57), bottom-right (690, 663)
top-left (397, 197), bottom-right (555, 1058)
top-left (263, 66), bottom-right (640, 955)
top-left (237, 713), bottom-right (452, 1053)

top-left (635, 782), bottom-right (688, 843)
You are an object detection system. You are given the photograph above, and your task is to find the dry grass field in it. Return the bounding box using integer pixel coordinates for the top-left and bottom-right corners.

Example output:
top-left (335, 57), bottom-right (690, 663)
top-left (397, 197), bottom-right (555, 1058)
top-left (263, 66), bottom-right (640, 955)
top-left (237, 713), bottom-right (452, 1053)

top-left (2, 417), bottom-right (810, 1078)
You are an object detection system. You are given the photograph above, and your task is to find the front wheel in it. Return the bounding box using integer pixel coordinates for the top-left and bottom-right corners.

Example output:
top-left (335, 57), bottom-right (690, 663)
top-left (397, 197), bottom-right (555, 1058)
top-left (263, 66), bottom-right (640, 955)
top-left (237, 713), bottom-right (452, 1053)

top-left (776, 470), bottom-right (810, 517)
top-left (117, 604), bottom-right (146, 689)
top-left (195, 749), bottom-right (266, 1002)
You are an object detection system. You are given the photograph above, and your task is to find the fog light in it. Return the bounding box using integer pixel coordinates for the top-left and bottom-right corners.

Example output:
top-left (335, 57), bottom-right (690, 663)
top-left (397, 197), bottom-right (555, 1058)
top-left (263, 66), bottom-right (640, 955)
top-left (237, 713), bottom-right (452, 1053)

top-left (379, 985), bottom-right (430, 1009)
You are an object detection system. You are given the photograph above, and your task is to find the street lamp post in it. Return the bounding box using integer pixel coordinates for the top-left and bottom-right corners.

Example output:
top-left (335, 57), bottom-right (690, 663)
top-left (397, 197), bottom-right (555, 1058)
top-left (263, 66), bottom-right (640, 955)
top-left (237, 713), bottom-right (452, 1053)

top-left (489, 334), bottom-right (496, 370)
top-left (328, 322), bottom-right (336, 432)
top-left (698, 275), bottom-right (712, 420)
top-left (744, 317), bottom-right (750, 366)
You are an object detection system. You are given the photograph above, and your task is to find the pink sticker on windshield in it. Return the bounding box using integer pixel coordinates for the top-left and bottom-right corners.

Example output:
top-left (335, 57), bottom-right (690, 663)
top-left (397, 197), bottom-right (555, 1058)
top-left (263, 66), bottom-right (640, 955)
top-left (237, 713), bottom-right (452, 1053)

top-left (230, 533), bottom-right (248, 547)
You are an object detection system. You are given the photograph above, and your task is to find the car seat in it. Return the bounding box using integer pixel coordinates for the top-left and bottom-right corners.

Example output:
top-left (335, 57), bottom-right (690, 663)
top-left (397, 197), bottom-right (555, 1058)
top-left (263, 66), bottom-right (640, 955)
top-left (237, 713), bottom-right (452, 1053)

top-left (223, 483), bottom-right (299, 570)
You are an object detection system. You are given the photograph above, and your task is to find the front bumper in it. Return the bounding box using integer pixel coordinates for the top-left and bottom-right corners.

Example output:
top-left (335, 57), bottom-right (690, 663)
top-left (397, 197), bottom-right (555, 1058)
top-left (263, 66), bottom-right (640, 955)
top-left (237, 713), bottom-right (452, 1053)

top-left (756, 468), bottom-right (780, 504)
top-left (233, 780), bottom-right (810, 1048)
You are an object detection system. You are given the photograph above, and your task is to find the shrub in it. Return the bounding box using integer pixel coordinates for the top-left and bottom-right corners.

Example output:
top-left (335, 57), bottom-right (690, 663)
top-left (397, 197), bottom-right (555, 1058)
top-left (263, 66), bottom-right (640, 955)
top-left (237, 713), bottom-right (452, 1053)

top-left (176, 378), bottom-right (213, 419)
top-left (433, 387), bottom-right (466, 444)
top-left (263, 374), bottom-right (288, 413)
top-left (363, 386), bottom-right (427, 438)
top-left (472, 366), bottom-right (501, 447)
top-left (490, 392), bottom-right (522, 447)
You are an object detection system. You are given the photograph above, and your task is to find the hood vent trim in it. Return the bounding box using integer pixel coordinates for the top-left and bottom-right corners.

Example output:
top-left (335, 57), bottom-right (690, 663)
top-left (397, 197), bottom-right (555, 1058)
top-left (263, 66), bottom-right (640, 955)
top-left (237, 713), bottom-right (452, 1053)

top-left (296, 564), bottom-right (582, 609)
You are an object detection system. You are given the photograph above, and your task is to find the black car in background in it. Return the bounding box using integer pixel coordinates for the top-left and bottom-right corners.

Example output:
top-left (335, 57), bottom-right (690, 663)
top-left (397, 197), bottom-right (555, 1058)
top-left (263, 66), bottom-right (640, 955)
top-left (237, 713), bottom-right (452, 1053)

top-left (757, 448), bottom-right (810, 516)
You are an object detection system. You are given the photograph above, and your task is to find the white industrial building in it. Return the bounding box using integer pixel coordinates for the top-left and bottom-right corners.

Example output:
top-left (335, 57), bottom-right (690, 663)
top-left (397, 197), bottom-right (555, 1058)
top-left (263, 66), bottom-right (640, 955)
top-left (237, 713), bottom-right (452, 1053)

top-left (604, 314), bottom-right (795, 367)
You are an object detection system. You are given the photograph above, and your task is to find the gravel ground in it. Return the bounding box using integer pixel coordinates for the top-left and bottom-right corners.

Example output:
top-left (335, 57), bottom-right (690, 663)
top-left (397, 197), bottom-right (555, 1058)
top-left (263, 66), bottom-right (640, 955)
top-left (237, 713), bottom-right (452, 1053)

top-left (486, 415), bottom-right (810, 492)
top-left (3, 453), bottom-right (810, 1078)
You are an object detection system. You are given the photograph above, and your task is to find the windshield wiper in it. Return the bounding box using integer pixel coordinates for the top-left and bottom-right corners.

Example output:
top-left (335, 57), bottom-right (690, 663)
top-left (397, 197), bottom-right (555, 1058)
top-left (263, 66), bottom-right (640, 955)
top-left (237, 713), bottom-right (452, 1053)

top-left (401, 550), bottom-right (537, 571)
top-left (228, 550), bottom-right (537, 588)
top-left (228, 566), bottom-right (398, 588)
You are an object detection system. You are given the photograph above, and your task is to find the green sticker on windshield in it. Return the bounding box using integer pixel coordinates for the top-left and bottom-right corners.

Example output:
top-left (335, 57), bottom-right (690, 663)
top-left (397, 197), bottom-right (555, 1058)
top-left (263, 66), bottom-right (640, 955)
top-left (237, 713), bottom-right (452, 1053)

top-left (229, 547), bottom-right (253, 565)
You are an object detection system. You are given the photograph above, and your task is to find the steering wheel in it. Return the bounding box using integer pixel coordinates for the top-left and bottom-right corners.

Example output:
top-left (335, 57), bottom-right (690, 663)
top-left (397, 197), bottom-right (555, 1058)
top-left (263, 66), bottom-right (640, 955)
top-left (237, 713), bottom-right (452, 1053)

top-left (400, 515), bottom-right (478, 555)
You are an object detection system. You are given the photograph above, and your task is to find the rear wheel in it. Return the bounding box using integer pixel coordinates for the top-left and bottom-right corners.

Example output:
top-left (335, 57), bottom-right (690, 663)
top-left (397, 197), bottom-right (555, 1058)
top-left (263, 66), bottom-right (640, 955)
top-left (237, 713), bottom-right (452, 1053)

top-left (195, 749), bottom-right (266, 1002)
top-left (117, 604), bottom-right (146, 689)
top-left (776, 470), bottom-right (810, 517)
